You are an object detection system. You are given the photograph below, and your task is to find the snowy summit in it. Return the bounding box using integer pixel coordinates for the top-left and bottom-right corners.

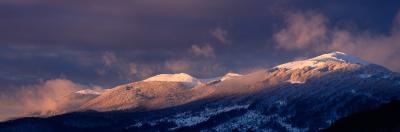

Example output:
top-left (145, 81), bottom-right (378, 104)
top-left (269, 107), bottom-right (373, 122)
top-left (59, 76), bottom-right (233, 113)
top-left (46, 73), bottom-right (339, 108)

top-left (275, 51), bottom-right (369, 70)
top-left (220, 73), bottom-right (242, 81)
top-left (143, 73), bottom-right (202, 85)
top-left (142, 72), bottom-right (243, 86)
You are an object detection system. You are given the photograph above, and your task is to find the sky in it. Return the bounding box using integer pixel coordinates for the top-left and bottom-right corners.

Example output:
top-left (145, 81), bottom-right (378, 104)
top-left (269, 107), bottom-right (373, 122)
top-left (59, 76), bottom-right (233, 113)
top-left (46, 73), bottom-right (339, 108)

top-left (1, 0), bottom-right (400, 90)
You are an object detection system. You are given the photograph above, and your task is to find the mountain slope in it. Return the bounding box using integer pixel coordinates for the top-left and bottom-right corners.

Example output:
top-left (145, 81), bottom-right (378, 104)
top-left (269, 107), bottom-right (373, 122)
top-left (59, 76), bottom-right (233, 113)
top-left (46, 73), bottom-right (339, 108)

top-left (324, 100), bottom-right (400, 132)
top-left (1, 51), bottom-right (400, 131)
top-left (130, 57), bottom-right (400, 131)
top-left (79, 81), bottom-right (197, 112)
top-left (79, 72), bottom-right (243, 112)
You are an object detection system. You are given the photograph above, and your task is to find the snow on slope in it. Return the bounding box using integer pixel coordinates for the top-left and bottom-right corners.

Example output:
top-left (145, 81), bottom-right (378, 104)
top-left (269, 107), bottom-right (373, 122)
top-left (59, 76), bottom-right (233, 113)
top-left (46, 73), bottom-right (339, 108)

top-left (143, 73), bottom-right (202, 86)
top-left (310, 51), bottom-right (368, 64)
top-left (276, 51), bottom-right (369, 70)
top-left (199, 72), bottom-right (243, 84)
top-left (75, 89), bottom-right (105, 95)
top-left (221, 73), bottom-right (242, 81)
top-left (143, 72), bottom-right (243, 86)
top-left (80, 72), bottom-right (244, 112)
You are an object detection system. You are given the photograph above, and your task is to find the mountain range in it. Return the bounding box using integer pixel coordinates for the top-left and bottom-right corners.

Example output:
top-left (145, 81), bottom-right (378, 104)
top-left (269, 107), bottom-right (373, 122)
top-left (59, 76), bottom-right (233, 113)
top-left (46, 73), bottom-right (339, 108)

top-left (1, 51), bottom-right (400, 132)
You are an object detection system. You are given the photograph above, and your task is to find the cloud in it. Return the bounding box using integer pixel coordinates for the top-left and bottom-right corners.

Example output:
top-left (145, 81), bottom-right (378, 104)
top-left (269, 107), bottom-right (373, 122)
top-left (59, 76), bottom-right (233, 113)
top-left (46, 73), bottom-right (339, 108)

top-left (99, 51), bottom-right (162, 80)
top-left (0, 79), bottom-right (102, 121)
top-left (2, 0), bottom-right (399, 92)
top-left (102, 51), bottom-right (118, 67)
top-left (274, 11), bottom-right (400, 72)
top-left (125, 62), bottom-right (156, 79)
top-left (128, 63), bottom-right (138, 76)
top-left (138, 65), bottom-right (161, 79)
top-left (189, 44), bottom-right (216, 58)
top-left (328, 30), bottom-right (400, 71)
top-left (165, 60), bottom-right (191, 73)
top-left (274, 11), bottom-right (327, 50)
top-left (18, 79), bottom-right (84, 113)
top-left (211, 27), bottom-right (229, 44)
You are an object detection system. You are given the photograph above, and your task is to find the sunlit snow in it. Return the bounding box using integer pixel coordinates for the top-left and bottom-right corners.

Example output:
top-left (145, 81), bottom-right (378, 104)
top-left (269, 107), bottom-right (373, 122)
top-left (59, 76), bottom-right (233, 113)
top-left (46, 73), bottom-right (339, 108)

top-left (143, 73), bottom-right (203, 86)
top-left (276, 51), bottom-right (369, 70)
top-left (75, 89), bottom-right (104, 95)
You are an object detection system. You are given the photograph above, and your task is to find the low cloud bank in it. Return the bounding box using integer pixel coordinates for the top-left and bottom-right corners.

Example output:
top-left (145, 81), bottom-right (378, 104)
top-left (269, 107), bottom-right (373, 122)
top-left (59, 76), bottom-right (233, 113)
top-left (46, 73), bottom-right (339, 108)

top-left (0, 79), bottom-right (102, 121)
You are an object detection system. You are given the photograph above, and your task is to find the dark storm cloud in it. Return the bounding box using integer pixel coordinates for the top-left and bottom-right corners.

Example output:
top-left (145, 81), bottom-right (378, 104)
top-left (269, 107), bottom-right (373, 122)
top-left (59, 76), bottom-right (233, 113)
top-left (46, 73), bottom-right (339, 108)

top-left (0, 0), bottom-right (400, 89)
top-left (0, 0), bottom-right (279, 85)
top-left (0, 0), bottom-right (281, 50)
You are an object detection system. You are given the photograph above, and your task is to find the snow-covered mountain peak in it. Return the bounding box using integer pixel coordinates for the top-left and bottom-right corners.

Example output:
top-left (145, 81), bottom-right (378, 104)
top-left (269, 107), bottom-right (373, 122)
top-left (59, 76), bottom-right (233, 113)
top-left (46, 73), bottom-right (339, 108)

top-left (275, 51), bottom-right (369, 70)
top-left (224, 72), bottom-right (242, 77)
top-left (309, 51), bottom-right (369, 65)
top-left (221, 72), bottom-right (242, 81)
top-left (143, 73), bottom-right (202, 85)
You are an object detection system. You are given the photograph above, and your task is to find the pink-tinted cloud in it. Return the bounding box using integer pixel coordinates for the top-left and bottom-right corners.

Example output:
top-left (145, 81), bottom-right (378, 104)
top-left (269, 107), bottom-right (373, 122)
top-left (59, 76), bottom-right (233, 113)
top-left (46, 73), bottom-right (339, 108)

top-left (99, 51), bottom-right (162, 80)
top-left (165, 60), bottom-right (191, 73)
top-left (189, 44), bottom-right (216, 58)
top-left (0, 79), bottom-right (102, 121)
top-left (329, 30), bottom-right (400, 71)
top-left (274, 11), bottom-right (327, 50)
top-left (136, 64), bottom-right (161, 79)
top-left (102, 51), bottom-right (118, 67)
top-left (128, 63), bottom-right (138, 77)
top-left (211, 27), bottom-right (229, 44)
top-left (274, 11), bottom-right (400, 72)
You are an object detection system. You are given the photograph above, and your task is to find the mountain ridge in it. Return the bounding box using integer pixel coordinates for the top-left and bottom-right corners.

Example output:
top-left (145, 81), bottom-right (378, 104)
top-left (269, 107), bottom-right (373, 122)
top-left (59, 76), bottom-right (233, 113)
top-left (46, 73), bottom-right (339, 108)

top-left (275, 51), bottom-right (369, 70)
top-left (2, 51), bottom-right (400, 131)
